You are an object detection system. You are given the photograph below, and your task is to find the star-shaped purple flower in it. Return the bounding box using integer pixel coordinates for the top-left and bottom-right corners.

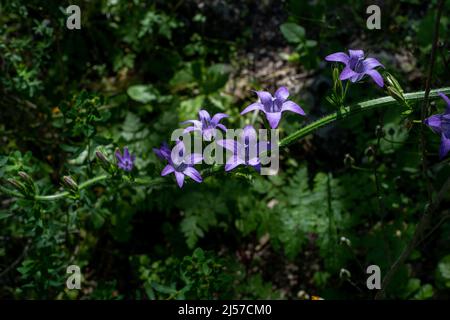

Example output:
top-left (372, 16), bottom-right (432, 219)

top-left (217, 125), bottom-right (270, 172)
top-left (159, 141), bottom-right (203, 188)
top-left (240, 86), bottom-right (305, 129)
top-left (325, 49), bottom-right (384, 87)
top-left (181, 110), bottom-right (228, 141)
top-left (424, 92), bottom-right (450, 159)
top-left (115, 147), bottom-right (135, 172)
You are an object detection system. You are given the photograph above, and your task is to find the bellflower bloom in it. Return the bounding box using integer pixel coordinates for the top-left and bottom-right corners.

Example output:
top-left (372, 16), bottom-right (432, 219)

top-left (160, 141), bottom-right (203, 188)
top-left (181, 110), bottom-right (228, 141)
top-left (115, 147), bottom-right (135, 172)
top-left (424, 92), bottom-right (450, 159)
top-left (325, 49), bottom-right (384, 87)
top-left (240, 86), bottom-right (305, 129)
top-left (217, 125), bottom-right (270, 172)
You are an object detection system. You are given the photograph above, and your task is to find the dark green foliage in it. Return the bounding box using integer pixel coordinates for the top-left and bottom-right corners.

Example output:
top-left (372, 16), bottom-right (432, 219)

top-left (1, 0), bottom-right (449, 300)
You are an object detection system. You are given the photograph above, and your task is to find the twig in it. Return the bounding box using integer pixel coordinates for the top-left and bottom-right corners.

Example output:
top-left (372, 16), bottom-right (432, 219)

top-left (419, 0), bottom-right (445, 200)
top-left (0, 241), bottom-right (31, 279)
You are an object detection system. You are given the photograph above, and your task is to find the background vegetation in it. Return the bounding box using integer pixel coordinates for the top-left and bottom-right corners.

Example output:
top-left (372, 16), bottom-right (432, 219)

top-left (0, 0), bottom-right (449, 299)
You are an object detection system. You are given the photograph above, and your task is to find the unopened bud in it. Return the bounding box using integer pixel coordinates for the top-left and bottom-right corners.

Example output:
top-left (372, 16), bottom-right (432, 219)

top-left (6, 178), bottom-right (27, 194)
top-left (95, 150), bottom-right (106, 162)
top-left (343, 154), bottom-right (355, 168)
top-left (339, 236), bottom-right (351, 247)
top-left (375, 125), bottom-right (384, 138)
top-left (62, 176), bottom-right (78, 191)
top-left (365, 146), bottom-right (376, 157)
top-left (18, 171), bottom-right (32, 183)
top-left (339, 268), bottom-right (351, 279)
top-left (95, 150), bottom-right (111, 171)
top-left (17, 171), bottom-right (36, 194)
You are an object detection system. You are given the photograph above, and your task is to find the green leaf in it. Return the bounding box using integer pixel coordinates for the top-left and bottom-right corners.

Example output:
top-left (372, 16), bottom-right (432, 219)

top-left (413, 284), bottom-right (434, 300)
top-left (0, 211), bottom-right (12, 220)
top-left (127, 85), bottom-right (157, 104)
top-left (436, 255), bottom-right (450, 289)
top-left (151, 281), bottom-right (178, 295)
top-left (280, 23), bottom-right (305, 44)
top-left (203, 64), bottom-right (230, 94)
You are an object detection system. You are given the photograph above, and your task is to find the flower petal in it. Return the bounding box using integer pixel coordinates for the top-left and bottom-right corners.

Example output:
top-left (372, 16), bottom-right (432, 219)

top-left (281, 101), bottom-right (306, 115)
top-left (180, 119), bottom-right (202, 128)
top-left (216, 123), bottom-right (227, 132)
top-left (211, 113), bottom-right (229, 125)
top-left (424, 114), bottom-right (442, 134)
top-left (265, 112), bottom-right (282, 129)
top-left (438, 92), bottom-right (450, 112)
top-left (325, 52), bottom-right (350, 64)
top-left (225, 157), bottom-right (243, 171)
top-left (242, 125), bottom-right (258, 142)
top-left (339, 66), bottom-right (358, 80)
top-left (174, 171), bottom-right (185, 188)
top-left (275, 86), bottom-right (289, 102)
top-left (203, 128), bottom-right (214, 141)
top-left (365, 69), bottom-right (384, 87)
top-left (247, 157), bottom-right (260, 166)
top-left (188, 153), bottom-right (203, 165)
top-left (350, 73), bottom-right (365, 83)
top-left (198, 110), bottom-right (211, 124)
top-left (241, 102), bottom-right (263, 115)
top-left (183, 126), bottom-right (200, 134)
top-left (363, 57), bottom-right (383, 70)
top-left (348, 49), bottom-right (364, 60)
top-left (255, 91), bottom-right (273, 109)
top-left (123, 147), bottom-right (130, 159)
top-left (161, 164), bottom-right (175, 176)
top-left (115, 149), bottom-right (123, 162)
top-left (183, 167), bottom-right (203, 183)
top-left (217, 139), bottom-right (236, 152)
top-left (440, 133), bottom-right (450, 159)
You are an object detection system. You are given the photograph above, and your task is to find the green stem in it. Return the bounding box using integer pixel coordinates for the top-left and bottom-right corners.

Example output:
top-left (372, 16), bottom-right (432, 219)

top-left (279, 87), bottom-right (450, 148)
top-left (2, 87), bottom-right (450, 202)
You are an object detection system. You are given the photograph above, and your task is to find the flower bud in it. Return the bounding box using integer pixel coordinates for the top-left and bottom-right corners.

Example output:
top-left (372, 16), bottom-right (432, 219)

top-left (62, 176), bottom-right (78, 191)
top-left (339, 236), bottom-right (351, 247)
top-left (375, 125), bottom-right (384, 138)
top-left (17, 171), bottom-right (36, 194)
top-left (365, 146), bottom-right (376, 157)
top-left (18, 171), bottom-right (32, 183)
top-left (95, 150), bottom-right (112, 172)
top-left (339, 268), bottom-right (351, 279)
top-left (6, 178), bottom-right (27, 194)
top-left (343, 154), bottom-right (355, 168)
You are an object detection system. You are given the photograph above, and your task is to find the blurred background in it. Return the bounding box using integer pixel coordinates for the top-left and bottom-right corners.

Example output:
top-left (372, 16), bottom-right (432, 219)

top-left (0, 0), bottom-right (449, 299)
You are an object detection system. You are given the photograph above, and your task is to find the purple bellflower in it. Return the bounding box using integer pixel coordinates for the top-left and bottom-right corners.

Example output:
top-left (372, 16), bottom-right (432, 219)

top-left (181, 110), bottom-right (228, 141)
top-left (217, 125), bottom-right (270, 172)
top-left (424, 92), bottom-right (450, 159)
top-left (115, 147), bottom-right (135, 172)
top-left (158, 141), bottom-right (203, 188)
top-left (240, 86), bottom-right (305, 129)
top-left (325, 49), bottom-right (384, 87)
